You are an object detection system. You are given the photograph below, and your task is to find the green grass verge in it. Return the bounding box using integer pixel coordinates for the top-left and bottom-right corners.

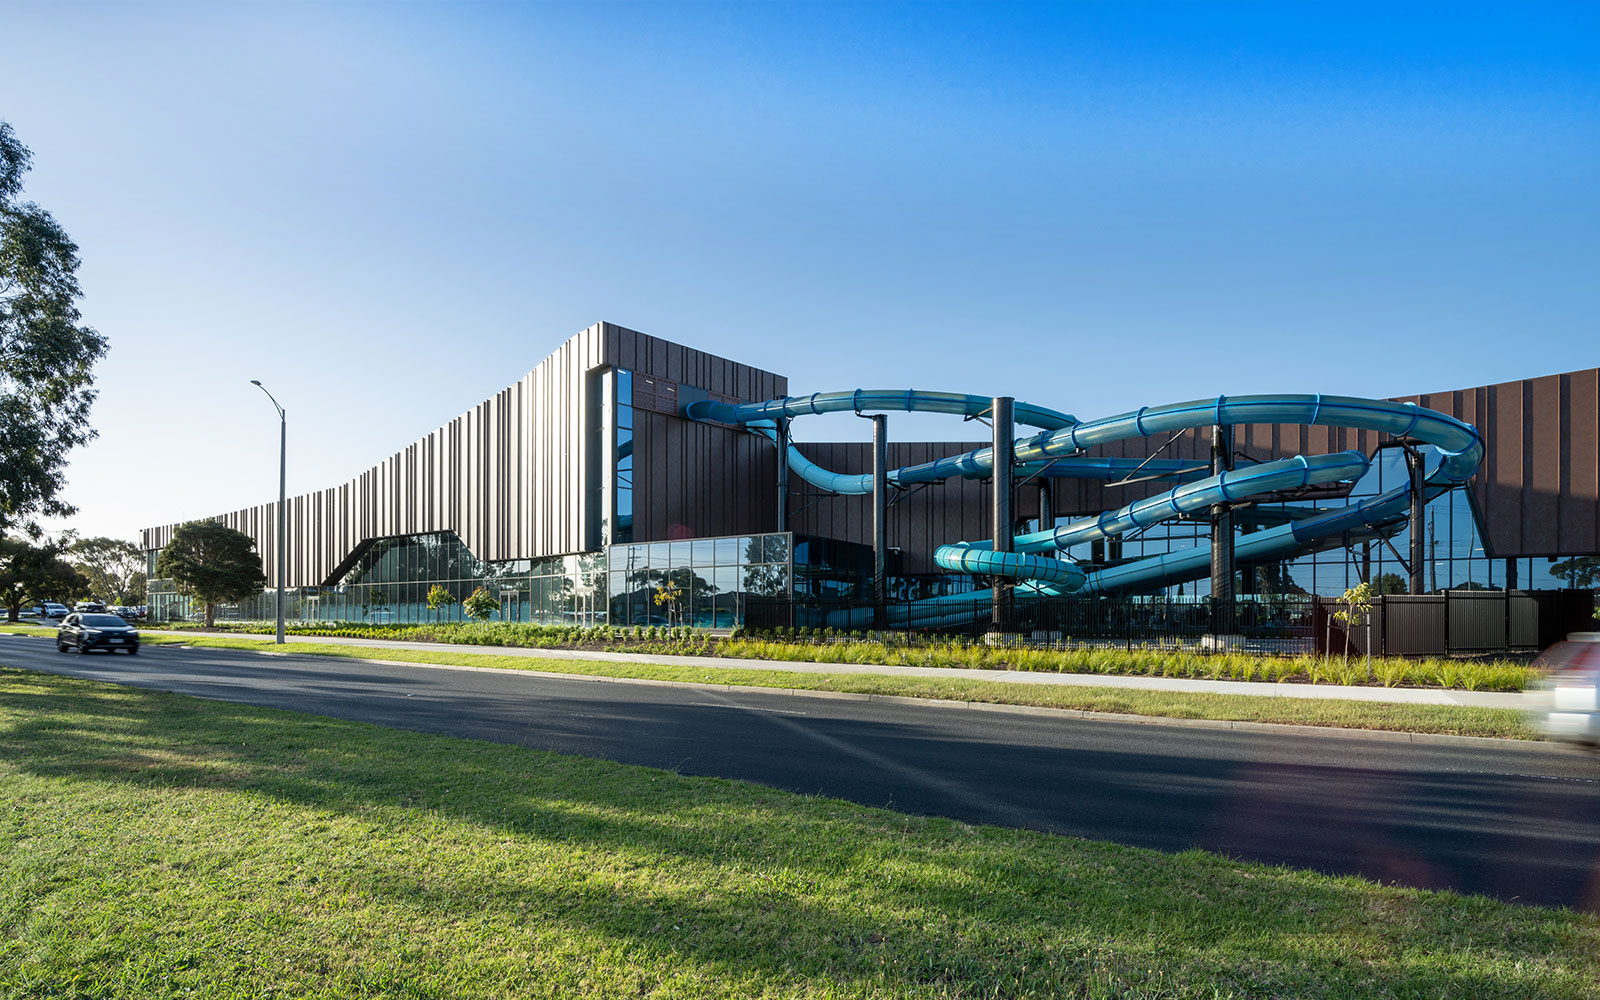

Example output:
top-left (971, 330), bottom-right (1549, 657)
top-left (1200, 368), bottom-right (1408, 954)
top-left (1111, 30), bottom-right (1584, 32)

top-left (124, 619), bottom-right (1543, 691)
top-left (1, 668), bottom-right (1595, 999)
top-left (717, 638), bottom-right (1537, 692)
top-left (4, 626), bottom-right (1536, 739)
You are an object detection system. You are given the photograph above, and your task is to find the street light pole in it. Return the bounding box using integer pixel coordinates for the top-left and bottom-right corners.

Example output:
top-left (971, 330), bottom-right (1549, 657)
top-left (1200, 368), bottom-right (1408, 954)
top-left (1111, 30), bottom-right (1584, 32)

top-left (250, 380), bottom-right (286, 645)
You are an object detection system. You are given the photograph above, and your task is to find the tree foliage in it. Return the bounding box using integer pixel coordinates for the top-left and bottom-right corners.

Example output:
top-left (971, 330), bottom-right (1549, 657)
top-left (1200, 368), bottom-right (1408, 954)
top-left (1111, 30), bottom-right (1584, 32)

top-left (0, 121), bottom-right (110, 535)
top-left (461, 586), bottom-right (498, 622)
top-left (1549, 556), bottom-right (1600, 590)
top-left (154, 521), bottom-right (266, 627)
top-left (426, 584), bottom-right (452, 621)
top-left (67, 535), bottom-right (146, 605)
top-left (1376, 572), bottom-right (1408, 595)
top-left (0, 536), bottom-right (88, 621)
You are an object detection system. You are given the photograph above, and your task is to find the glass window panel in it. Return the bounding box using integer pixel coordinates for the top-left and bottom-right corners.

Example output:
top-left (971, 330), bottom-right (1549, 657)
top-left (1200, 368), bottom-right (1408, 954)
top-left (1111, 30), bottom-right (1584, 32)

top-left (691, 538), bottom-right (716, 566)
top-left (740, 536), bottom-right (761, 564)
top-left (669, 541), bottom-right (692, 566)
top-left (649, 542), bottom-right (670, 567)
top-left (763, 534), bottom-right (790, 564)
top-left (714, 537), bottom-right (738, 565)
top-left (617, 371), bottom-right (632, 407)
top-left (742, 562), bottom-right (784, 597)
top-left (690, 575), bottom-right (715, 628)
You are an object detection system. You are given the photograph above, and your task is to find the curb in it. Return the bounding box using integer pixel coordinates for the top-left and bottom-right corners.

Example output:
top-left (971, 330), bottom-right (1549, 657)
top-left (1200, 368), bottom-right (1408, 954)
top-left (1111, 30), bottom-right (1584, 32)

top-left (221, 645), bottom-right (1552, 751)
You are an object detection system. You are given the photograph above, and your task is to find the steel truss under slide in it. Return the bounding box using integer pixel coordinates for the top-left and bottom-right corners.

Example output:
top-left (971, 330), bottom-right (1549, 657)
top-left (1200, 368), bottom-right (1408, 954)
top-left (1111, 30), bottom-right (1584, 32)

top-left (685, 391), bottom-right (1484, 629)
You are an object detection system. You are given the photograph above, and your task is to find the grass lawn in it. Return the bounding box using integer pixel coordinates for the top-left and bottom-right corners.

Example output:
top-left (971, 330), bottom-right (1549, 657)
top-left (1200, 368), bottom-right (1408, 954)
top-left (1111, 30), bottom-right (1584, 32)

top-left (1, 667), bottom-right (1595, 999)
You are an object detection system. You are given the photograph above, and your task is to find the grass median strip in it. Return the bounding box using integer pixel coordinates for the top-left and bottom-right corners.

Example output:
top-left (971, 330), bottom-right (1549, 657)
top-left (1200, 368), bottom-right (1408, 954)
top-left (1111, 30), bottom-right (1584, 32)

top-left (69, 629), bottom-right (1536, 740)
top-left (1, 668), bottom-right (1595, 999)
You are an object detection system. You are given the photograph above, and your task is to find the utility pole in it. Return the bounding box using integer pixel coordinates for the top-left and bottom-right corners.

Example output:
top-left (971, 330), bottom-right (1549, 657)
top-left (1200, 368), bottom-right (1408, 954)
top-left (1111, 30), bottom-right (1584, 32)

top-left (250, 380), bottom-right (287, 644)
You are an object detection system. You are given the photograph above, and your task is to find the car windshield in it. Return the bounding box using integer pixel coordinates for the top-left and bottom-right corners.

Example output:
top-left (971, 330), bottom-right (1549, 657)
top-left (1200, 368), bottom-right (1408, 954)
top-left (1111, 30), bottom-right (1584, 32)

top-left (81, 615), bottom-right (129, 627)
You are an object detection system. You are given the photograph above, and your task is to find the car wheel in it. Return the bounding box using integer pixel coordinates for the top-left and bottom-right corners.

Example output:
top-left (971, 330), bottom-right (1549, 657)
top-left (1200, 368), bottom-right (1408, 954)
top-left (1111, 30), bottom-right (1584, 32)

top-left (77, 642), bottom-right (90, 655)
top-left (56, 641), bottom-right (66, 653)
top-left (126, 646), bottom-right (139, 655)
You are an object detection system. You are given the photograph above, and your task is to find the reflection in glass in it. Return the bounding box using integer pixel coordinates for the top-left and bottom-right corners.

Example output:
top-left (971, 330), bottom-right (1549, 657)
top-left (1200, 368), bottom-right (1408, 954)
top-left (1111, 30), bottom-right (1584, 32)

top-left (763, 534), bottom-right (790, 564)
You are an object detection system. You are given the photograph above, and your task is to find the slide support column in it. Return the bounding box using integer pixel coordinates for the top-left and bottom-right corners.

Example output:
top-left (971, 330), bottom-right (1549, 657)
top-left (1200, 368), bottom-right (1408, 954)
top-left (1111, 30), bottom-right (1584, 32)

top-left (992, 397), bottom-right (1014, 633)
top-left (1407, 445), bottom-right (1426, 595)
top-left (775, 417), bottom-right (791, 533)
top-left (872, 414), bottom-right (888, 629)
top-left (1210, 423), bottom-right (1235, 634)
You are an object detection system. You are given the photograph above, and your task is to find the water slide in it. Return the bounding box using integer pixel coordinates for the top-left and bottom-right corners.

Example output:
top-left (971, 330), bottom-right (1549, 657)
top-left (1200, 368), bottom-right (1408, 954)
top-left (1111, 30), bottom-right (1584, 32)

top-left (684, 391), bottom-right (1484, 628)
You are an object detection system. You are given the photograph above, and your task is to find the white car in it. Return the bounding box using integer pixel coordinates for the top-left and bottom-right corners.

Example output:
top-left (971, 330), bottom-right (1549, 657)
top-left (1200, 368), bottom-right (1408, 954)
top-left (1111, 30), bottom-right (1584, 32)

top-left (1533, 633), bottom-right (1600, 746)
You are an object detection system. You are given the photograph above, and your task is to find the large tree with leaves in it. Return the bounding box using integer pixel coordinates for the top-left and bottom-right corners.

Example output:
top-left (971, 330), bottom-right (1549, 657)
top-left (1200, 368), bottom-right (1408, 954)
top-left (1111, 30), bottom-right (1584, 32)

top-left (154, 521), bottom-right (266, 627)
top-left (0, 537), bottom-right (88, 621)
top-left (68, 535), bottom-right (146, 605)
top-left (0, 121), bottom-right (110, 535)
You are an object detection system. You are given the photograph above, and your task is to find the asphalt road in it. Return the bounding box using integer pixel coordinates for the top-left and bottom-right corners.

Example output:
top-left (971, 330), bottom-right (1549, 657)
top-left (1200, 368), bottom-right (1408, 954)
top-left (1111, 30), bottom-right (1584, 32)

top-left (5, 634), bottom-right (1599, 912)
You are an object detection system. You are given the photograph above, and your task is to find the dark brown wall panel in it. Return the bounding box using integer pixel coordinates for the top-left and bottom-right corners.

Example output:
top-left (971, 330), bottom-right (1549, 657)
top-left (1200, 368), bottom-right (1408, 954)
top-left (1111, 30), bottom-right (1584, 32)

top-left (1563, 370), bottom-right (1600, 553)
top-left (141, 335), bottom-right (1600, 585)
top-left (141, 322), bottom-right (786, 585)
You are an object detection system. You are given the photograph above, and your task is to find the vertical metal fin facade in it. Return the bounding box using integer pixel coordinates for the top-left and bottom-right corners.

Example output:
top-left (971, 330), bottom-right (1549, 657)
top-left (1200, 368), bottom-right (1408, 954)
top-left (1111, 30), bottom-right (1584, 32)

top-left (139, 323), bottom-right (787, 586)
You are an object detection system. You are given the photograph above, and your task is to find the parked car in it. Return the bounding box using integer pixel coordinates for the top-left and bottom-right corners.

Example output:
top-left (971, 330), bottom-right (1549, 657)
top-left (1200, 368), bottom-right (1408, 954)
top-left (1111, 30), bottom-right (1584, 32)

top-left (75, 600), bottom-right (107, 613)
top-left (1532, 632), bottom-right (1600, 746)
top-left (40, 602), bottom-right (69, 620)
top-left (56, 613), bottom-right (140, 655)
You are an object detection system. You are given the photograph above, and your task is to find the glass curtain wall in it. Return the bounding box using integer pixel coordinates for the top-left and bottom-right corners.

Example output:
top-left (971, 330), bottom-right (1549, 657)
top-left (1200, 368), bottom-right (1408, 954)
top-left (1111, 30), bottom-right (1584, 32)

top-left (608, 532), bottom-right (791, 627)
top-left (615, 370), bottom-right (634, 543)
top-left (145, 532), bottom-right (607, 625)
top-left (1031, 448), bottom-right (1568, 598)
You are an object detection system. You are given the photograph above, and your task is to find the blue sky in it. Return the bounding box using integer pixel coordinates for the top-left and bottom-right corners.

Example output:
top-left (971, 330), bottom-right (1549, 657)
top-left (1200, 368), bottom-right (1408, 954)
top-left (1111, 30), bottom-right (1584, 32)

top-left (4, 1), bottom-right (1596, 542)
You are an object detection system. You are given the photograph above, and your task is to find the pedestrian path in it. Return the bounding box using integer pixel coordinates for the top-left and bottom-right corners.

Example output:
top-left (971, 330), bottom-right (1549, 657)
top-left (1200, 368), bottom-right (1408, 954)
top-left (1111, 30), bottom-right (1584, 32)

top-left (166, 630), bottom-right (1528, 709)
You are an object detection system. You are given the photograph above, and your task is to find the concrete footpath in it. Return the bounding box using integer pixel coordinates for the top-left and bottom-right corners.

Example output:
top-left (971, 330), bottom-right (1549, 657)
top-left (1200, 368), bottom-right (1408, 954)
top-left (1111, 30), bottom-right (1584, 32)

top-left (155, 630), bottom-right (1529, 710)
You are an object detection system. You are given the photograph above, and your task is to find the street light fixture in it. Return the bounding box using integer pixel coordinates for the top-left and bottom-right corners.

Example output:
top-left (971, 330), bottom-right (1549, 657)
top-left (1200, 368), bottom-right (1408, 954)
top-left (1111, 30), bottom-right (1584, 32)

top-left (250, 380), bottom-right (287, 644)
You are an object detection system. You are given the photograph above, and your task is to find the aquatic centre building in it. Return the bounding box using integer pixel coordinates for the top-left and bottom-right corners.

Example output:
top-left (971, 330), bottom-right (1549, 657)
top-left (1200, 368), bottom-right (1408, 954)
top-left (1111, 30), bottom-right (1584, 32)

top-left (141, 322), bottom-right (1600, 630)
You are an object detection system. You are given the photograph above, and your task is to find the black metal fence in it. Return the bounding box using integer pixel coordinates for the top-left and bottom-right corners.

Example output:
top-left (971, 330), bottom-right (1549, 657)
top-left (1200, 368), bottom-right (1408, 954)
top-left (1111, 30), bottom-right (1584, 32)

top-left (744, 589), bottom-right (1597, 656)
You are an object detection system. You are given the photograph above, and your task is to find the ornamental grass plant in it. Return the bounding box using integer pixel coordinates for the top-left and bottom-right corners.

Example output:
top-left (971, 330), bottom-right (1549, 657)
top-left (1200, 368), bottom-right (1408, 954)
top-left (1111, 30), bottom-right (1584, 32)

top-left (126, 619), bottom-right (1540, 692)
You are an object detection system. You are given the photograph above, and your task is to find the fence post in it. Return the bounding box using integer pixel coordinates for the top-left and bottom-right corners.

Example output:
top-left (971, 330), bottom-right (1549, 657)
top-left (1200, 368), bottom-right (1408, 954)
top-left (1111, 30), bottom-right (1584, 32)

top-left (1379, 595), bottom-right (1387, 657)
top-left (1504, 589), bottom-right (1511, 651)
top-left (1444, 590), bottom-right (1451, 655)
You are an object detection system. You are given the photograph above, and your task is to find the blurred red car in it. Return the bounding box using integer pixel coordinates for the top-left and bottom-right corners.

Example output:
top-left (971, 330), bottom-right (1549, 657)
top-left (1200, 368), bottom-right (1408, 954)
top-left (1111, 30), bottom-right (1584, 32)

top-left (1533, 632), bottom-right (1600, 746)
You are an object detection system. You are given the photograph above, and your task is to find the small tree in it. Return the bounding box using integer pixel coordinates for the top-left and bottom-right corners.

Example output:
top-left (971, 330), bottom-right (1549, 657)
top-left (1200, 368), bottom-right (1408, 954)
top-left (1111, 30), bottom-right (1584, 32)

top-left (426, 584), bottom-right (452, 622)
top-left (360, 586), bottom-right (389, 621)
top-left (461, 586), bottom-right (497, 622)
top-left (652, 579), bottom-right (683, 627)
top-left (153, 521), bottom-right (267, 627)
top-left (1332, 581), bottom-right (1373, 673)
top-left (0, 537), bottom-right (88, 621)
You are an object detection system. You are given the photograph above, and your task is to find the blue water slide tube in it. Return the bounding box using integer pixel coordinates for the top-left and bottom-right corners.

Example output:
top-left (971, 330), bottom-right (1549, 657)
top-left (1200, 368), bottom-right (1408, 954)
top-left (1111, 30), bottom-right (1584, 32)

top-left (685, 390), bottom-right (1483, 626)
top-left (925, 450), bottom-right (1367, 590)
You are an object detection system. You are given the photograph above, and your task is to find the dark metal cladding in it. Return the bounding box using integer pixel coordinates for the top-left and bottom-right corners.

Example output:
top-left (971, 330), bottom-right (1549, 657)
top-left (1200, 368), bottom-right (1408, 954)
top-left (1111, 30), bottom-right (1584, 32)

top-left (139, 323), bottom-right (785, 587)
top-left (140, 321), bottom-right (1600, 595)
